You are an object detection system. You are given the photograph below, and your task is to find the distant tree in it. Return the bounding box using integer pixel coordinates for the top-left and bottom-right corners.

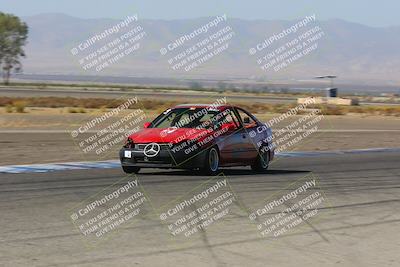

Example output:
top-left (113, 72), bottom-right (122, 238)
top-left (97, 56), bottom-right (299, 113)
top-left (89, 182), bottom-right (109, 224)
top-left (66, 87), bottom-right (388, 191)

top-left (0, 12), bottom-right (28, 85)
top-left (217, 81), bottom-right (226, 91)
top-left (261, 85), bottom-right (269, 92)
top-left (280, 88), bottom-right (290, 94)
top-left (188, 81), bottom-right (203, 90)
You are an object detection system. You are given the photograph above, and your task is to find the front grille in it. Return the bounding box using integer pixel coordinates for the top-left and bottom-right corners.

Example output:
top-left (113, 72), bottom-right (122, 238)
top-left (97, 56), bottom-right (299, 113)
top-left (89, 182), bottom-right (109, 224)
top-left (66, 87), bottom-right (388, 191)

top-left (134, 143), bottom-right (171, 151)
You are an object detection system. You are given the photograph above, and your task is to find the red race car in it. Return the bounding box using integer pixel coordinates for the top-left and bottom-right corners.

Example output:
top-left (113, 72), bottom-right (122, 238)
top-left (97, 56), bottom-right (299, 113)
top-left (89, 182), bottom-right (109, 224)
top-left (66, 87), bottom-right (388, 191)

top-left (120, 104), bottom-right (274, 175)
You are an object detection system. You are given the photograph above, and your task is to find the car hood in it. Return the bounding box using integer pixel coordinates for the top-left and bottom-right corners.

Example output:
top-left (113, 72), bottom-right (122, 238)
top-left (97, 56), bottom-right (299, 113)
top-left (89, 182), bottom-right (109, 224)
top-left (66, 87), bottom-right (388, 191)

top-left (128, 128), bottom-right (213, 144)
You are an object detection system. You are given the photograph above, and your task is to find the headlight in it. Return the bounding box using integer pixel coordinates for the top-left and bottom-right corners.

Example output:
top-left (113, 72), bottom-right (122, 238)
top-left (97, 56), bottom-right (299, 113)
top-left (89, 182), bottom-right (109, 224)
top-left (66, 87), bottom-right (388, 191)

top-left (124, 137), bottom-right (134, 148)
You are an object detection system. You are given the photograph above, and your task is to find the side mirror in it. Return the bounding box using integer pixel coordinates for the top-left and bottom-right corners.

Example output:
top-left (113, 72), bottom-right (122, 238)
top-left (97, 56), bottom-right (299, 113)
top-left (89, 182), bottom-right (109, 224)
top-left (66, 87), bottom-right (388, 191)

top-left (143, 122), bottom-right (151, 128)
top-left (243, 117), bottom-right (250, 124)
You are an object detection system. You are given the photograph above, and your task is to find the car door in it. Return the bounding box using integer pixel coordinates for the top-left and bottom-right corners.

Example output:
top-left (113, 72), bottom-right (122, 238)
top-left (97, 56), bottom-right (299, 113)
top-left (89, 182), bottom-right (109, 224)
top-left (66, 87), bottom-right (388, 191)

top-left (233, 107), bottom-right (260, 160)
top-left (217, 108), bottom-right (256, 164)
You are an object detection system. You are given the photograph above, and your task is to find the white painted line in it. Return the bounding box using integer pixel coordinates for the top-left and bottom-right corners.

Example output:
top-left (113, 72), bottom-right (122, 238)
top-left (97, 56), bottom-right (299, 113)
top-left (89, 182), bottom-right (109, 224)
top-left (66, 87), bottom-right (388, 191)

top-left (0, 147), bottom-right (399, 174)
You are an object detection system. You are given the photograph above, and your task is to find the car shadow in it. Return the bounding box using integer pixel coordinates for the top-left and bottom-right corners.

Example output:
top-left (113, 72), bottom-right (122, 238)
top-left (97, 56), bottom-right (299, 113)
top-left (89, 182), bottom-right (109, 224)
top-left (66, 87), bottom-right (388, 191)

top-left (140, 168), bottom-right (310, 176)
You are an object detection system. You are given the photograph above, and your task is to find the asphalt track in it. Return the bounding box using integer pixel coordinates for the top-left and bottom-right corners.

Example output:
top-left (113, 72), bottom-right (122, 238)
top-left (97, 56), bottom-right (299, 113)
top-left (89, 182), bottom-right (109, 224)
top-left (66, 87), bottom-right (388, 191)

top-left (0, 151), bottom-right (399, 266)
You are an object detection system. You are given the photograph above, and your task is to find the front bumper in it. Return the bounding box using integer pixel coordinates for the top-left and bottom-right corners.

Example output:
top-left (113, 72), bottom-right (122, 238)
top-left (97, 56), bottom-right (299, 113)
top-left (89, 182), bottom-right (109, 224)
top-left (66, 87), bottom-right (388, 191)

top-left (119, 145), bottom-right (207, 169)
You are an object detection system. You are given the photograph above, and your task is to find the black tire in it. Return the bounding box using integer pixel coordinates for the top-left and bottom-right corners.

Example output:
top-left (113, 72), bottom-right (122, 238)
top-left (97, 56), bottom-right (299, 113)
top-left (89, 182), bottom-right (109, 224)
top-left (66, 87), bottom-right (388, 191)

top-left (200, 147), bottom-right (220, 175)
top-left (251, 146), bottom-right (270, 173)
top-left (122, 166), bottom-right (141, 174)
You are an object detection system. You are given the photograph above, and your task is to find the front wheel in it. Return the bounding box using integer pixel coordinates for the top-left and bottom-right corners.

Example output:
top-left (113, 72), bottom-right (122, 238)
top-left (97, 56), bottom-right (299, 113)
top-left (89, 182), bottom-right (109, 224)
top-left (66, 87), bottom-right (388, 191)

top-left (122, 166), bottom-right (141, 174)
top-left (200, 147), bottom-right (220, 175)
top-left (251, 147), bottom-right (270, 173)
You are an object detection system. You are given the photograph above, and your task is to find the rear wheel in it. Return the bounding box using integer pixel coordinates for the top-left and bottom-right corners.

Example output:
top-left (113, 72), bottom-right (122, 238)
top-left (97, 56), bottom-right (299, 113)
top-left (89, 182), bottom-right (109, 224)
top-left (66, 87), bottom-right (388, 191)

top-left (200, 147), bottom-right (220, 175)
top-left (122, 166), bottom-right (141, 174)
top-left (251, 146), bottom-right (270, 173)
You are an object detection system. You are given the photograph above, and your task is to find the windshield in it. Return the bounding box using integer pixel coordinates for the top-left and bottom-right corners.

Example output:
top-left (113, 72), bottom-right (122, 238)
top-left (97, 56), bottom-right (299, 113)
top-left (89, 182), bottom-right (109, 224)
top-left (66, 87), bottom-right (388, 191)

top-left (150, 108), bottom-right (229, 129)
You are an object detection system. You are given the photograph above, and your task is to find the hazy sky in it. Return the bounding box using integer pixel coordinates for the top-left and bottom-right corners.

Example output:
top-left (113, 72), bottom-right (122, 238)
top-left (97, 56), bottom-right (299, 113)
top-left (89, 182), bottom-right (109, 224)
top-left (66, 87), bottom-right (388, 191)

top-left (1, 0), bottom-right (398, 27)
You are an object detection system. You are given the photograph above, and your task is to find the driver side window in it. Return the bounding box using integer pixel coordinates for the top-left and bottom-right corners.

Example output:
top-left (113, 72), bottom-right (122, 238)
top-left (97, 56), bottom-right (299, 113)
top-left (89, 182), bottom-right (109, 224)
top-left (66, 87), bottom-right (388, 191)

top-left (236, 108), bottom-right (257, 128)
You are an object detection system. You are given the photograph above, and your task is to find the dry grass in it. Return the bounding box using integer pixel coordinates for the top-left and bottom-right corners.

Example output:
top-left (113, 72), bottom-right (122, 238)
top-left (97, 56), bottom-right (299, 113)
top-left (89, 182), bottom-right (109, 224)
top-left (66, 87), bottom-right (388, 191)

top-left (2, 100), bottom-right (28, 113)
top-left (13, 101), bottom-right (28, 113)
top-left (0, 97), bottom-right (181, 110)
top-left (67, 107), bottom-right (87, 113)
top-left (5, 104), bottom-right (13, 113)
top-left (321, 105), bottom-right (400, 116)
top-left (0, 96), bottom-right (399, 116)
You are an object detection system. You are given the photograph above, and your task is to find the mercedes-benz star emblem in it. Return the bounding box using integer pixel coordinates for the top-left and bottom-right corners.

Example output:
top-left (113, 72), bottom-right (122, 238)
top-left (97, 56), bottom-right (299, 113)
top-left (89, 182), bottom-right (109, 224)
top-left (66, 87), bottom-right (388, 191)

top-left (143, 143), bottom-right (160, 157)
